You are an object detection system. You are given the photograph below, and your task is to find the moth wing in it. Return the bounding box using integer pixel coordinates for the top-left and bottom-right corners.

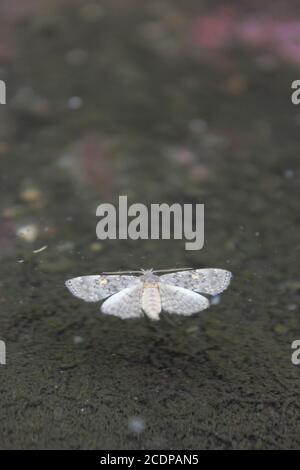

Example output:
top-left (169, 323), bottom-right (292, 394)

top-left (160, 269), bottom-right (232, 296)
top-left (101, 283), bottom-right (143, 319)
top-left (65, 275), bottom-right (137, 302)
top-left (160, 283), bottom-right (209, 315)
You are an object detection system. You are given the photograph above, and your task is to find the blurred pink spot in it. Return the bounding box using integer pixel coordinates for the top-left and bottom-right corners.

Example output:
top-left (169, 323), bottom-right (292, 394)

top-left (172, 148), bottom-right (195, 165)
top-left (58, 133), bottom-right (115, 196)
top-left (82, 135), bottom-right (114, 193)
top-left (189, 164), bottom-right (211, 182)
top-left (191, 7), bottom-right (236, 51)
top-left (272, 21), bottom-right (300, 65)
top-left (238, 18), bottom-right (274, 47)
top-left (191, 6), bottom-right (300, 67)
top-left (0, 217), bottom-right (16, 258)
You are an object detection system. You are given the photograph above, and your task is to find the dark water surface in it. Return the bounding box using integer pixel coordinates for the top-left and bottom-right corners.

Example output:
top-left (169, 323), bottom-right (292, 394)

top-left (0, 0), bottom-right (300, 449)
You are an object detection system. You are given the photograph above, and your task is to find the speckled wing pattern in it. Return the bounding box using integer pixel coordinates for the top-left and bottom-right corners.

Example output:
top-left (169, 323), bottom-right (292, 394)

top-left (101, 284), bottom-right (143, 319)
top-left (160, 269), bottom-right (232, 296)
top-left (160, 283), bottom-right (209, 315)
top-left (65, 275), bottom-right (138, 302)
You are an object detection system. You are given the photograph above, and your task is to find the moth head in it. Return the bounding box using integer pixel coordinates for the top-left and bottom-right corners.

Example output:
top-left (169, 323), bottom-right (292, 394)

top-left (140, 269), bottom-right (159, 282)
top-left (140, 268), bottom-right (154, 275)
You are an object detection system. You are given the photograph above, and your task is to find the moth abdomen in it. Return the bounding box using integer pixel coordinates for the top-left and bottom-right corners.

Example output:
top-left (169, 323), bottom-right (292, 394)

top-left (142, 283), bottom-right (161, 321)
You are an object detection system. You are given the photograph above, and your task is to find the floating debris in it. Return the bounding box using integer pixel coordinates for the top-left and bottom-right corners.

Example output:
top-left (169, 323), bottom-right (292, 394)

top-left (89, 242), bottom-right (103, 252)
top-left (56, 241), bottom-right (75, 253)
top-left (20, 187), bottom-right (43, 204)
top-left (17, 224), bottom-right (39, 242)
top-left (33, 245), bottom-right (48, 254)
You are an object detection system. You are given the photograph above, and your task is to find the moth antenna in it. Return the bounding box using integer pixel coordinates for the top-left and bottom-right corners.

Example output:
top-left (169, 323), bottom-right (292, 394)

top-left (102, 270), bottom-right (142, 275)
top-left (153, 267), bottom-right (194, 274)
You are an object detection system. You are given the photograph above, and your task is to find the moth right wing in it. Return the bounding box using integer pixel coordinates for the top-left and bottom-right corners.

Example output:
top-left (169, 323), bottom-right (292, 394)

top-left (160, 269), bottom-right (232, 296)
top-left (65, 275), bottom-right (138, 302)
top-left (160, 283), bottom-right (209, 315)
top-left (101, 283), bottom-right (143, 319)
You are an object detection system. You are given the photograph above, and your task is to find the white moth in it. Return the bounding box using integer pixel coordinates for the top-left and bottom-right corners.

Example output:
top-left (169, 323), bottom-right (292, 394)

top-left (65, 268), bottom-right (232, 321)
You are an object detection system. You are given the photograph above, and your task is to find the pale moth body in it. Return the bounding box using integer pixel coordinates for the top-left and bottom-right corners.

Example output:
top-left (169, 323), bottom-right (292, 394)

top-left (141, 283), bottom-right (162, 321)
top-left (65, 268), bottom-right (232, 321)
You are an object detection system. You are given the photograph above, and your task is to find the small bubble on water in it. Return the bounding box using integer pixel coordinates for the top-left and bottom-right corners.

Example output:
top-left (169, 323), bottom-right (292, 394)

top-left (284, 169), bottom-right (294, 179)
top-left (211, 294), bottom-right (221, 305)
top-left (68, 96), bottom-right (83, 110)
top-left (73, 335), bottom-right (84, 345)
top-left (128, 416), bottom-right (145, 434)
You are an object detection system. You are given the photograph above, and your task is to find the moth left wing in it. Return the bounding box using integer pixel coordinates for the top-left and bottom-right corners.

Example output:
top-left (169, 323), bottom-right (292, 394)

top-left (65, 275), bottom-right (138, 302)
top-left (160, 269), bottom-right (232, 296)
top-left (160, 283), bottom-right (209, 315)
top-left (101, 283), bottom-right (143, 319)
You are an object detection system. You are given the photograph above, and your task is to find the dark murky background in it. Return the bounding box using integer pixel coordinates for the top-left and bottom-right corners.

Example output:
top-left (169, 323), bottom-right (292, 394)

top-left (0, 0), bottom-right (300, 449)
